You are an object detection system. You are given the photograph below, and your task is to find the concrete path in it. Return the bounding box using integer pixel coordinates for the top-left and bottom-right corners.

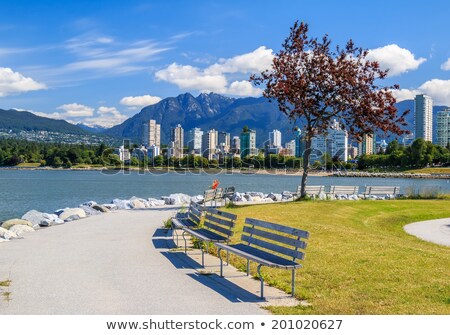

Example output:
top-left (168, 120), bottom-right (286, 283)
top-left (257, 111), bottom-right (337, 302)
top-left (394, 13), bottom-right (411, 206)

top-left (0, 208), bottom-right (293, 315)
top-left (404, 218), bottom-right (450, 247)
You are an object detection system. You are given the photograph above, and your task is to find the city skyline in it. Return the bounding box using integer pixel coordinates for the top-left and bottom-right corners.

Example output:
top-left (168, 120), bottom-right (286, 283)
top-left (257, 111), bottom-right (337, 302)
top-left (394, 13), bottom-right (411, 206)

top-left (0, 0), bottom-right (449, 129)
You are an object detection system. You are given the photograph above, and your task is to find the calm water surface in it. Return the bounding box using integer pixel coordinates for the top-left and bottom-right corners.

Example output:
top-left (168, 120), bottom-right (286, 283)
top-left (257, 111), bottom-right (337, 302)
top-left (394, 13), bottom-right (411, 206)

top-left (0, 169), bottom-right (449, 222)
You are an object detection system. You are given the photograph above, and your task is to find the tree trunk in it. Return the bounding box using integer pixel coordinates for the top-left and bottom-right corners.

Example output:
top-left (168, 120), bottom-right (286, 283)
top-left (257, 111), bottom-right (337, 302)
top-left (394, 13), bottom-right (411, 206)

top-left (300, 136), bottom-right (312, 198)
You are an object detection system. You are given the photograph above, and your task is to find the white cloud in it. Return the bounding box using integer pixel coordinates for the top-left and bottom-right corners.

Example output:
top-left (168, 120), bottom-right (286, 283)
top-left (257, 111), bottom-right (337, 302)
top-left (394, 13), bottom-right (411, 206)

top-left (156, 63), bottom-right (228, 92)
top-left (57, 103), bottom-right (94, 117)
top-left (418, 79), bottom-right (450, 105)
top-left (120, 95), bottom-right (162, 108)
top-left (155, 47), bottom-right (273, 97)
top-left (391, 88), bottom-right (421, 102)
top-left (83, 106), bottom-right (128, 128)
top-left (441, 58), bottom-right (450, 71)
top-left (367, 44), bottom-right (426, 76)
top-left (0, 67), bottom-right (47, 97)
top-left (31, 104), bottom-right (127, 128)
top-left (392, 79), bottom-right (450, 105)
top-left (205, 46), bottom-right (273, 75)
top-left (225, 80), bottom-right (263, 96)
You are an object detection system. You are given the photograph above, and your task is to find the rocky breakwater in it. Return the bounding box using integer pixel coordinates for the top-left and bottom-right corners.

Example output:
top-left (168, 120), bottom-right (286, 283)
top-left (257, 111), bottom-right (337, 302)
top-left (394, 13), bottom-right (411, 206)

top-left (0, 193), bottom-right (210, 243)
top-left (333, 171), bottom-right (450, 179)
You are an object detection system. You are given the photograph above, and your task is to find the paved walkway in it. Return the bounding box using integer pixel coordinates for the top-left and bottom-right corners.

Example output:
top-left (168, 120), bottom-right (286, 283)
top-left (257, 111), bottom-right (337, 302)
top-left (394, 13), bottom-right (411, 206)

top-left (0, 208), bottom-right (297, 315)
top-left (404, 218), bottom-right (450, 247)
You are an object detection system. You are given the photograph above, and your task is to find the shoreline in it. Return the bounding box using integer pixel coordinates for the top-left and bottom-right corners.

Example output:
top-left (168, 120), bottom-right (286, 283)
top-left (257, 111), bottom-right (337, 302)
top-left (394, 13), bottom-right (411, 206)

top-left (1, 166), bottom-right (449, 179)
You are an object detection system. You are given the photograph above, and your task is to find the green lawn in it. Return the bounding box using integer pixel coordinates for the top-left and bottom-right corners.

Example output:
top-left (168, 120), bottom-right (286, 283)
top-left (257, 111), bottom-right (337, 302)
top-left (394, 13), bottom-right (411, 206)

top-left (221, 200), bottom-right (450, 314)
top-left (406, 167), bottom-right (450, 174)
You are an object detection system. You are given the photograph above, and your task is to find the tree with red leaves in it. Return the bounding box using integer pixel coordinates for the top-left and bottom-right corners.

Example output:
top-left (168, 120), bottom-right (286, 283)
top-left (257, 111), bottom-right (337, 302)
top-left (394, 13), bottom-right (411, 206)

top-left (251, 21), bottom-right (409, 198)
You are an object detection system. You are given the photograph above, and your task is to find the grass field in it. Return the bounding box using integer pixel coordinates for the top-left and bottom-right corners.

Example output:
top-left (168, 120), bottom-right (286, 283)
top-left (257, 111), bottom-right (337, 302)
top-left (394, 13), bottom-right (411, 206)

top-left (220, 200), bottom-right (450, 314)
top-left (406, 167), bottom-right (450, 174)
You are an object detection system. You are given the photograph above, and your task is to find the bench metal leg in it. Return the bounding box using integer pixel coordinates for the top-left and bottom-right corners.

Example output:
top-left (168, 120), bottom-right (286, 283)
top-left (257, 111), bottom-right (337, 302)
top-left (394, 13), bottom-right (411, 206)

top-left (246, 260), bottom-right (250, 276)
top-left (172, 225), bottom-right (179, 247)
top-left (218, 248), bottom-right (224, 277)
top-left (226, 251), bottom-right (229, 266)
top-left (182, 231), bottom-right (187, 254)
top-left (201, 242), bottom-right (205, 267)
top-left (257, 264), bottom-right (264, 299)
top-left (292, 269), bottom-right (296, 297)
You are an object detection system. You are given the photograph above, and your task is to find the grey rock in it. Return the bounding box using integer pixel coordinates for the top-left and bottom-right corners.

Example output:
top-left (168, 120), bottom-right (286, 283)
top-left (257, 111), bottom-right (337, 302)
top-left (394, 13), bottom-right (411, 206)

top-left (112, 199), bottom-right (132, 210)
top-left (59, 208), bottom-right (87, 221)
top-left (266, 193), bottom-right (282, 202)
top-left (0, 227), bottom-right (19, 240)
top-left (9, 224), bottom-right (35, 236)
top-left (22, 210), bottom-right (59, 228)
top-left (64, 215), bottom-right (81, 222)
top-left (79, 205), bottom-right (102, 216)
top-left (1, 218), bottom-right (33, 230)
top-left (92, 204), bottom-right (110, 213)
top-left (0, 238), bottom-right (9, 243)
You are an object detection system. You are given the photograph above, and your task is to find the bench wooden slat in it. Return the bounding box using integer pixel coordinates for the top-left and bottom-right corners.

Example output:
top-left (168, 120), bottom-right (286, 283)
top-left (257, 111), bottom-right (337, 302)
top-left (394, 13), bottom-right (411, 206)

top-left (184, 227), bottom-right (228, 242)
top-left (330, 186), bottom-right (358, 194)
top-left (242, 235), bottom-right (305, 260)
top-left (204, 213), bottom-right (235, 228)
top-left (245, 218), bottom-right (310, 239)
top-left (203, 189), bottom-right (216, 202)
top-left (243, 226), bottom-right (307, 249)
top-left (190, 206), bottom-right (202, 218)
top-left (364, 186), bottom-right (400, 195)
top-left (204, 221), bottom-right (233, 237)
top-left (216, 243), bottom-right (302, 269)
top-left (205, 207), bottom-right (237, 220)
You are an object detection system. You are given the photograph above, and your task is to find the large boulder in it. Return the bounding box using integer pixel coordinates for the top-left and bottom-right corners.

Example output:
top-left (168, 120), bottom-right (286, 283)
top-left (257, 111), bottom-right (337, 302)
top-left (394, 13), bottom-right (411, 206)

top-left (82, 200), bottom-right (97, 207)
top-left (147, 198), bottom-right (166, 206)
top-left (91, 204), bottom-right (110, 213)
top-left (266, 193), bottom-right (282, 202)
top-left (0, 227), bottom-right (19, 240)
top-left (1, 218), bottom-right (33, 230)
top-left (59, 208), bottom-right (86, 221)
top-left (190, 195), bottom-right (204, 204)
top-left (9, 224), bottom-right (35, 236)
top-left (281, 191), bottom-right (294, 201)
top-left (103, 204), bottom-right (117, 211)
top-left (0, 238), bottom-right (8, 243)
top-left (112, 199), bottom-right (132, 210)
top-left (165, 193), bottom-right (191, 205)
top-left (129, 197), bottom-right (149, 209)
top-left (79, 205), bottom-right (101, 216)
top-left (21, 210), bottom-right (60, 228)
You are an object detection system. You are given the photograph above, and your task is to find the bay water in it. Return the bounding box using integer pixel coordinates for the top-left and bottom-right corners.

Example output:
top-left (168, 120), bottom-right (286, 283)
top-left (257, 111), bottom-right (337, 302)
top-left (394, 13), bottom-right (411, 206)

top-left (0, 169), bottom-right (449, 222)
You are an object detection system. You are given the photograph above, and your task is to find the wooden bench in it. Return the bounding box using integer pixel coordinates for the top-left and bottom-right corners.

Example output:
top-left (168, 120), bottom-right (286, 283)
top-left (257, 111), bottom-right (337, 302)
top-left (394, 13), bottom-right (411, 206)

top-left (295, 185), bottom-right (325, 199)
top-left (215, 218), bottom-right (309, 299)
top-left (182, 207), bottom-right (237, 267)
top-left (213, 187), bottom-right (224, 207)
top-left (328, 185), bottom-right (359, 198)
top-left (363, 186), bottom-right (400, 199)
top-left (201, 189), bottom-right (216, 207)
top-left (171, 201), bottom-right (203, 246)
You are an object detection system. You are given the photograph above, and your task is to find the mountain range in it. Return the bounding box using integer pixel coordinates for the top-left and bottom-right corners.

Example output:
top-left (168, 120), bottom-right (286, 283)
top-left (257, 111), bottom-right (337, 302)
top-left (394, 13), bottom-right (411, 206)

top-left (104, 92), bottom-right (449, 145)
top-left (0, 108), bottom-right (87, 135)
top-left (1, 93), bottom-right (449, 145)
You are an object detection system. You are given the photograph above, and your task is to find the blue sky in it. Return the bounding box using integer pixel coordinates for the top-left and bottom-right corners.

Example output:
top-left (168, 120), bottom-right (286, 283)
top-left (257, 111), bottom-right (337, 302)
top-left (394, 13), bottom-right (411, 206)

top-left (0, 0), bottom-right (449, 127)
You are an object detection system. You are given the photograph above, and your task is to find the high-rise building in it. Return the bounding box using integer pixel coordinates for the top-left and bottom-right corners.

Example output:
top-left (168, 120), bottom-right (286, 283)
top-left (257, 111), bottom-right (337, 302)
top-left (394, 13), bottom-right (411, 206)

top-left (231, 136), bottom-right (240, 155)
top-left (437, 108), bottom-right (450, 148)
top-left (187, 128), bottom-right (203, 155)
top-left (326, 120), bottom-right (348, 161)
top-left (358, 133), bottom-right (376, 155)
top-left (170, 124), bottom-right (184, 158)
top-left (142, 120), bottom-right (160, 147)
top-left (218, 131), bottom-right (231, 153)
top-left (114, 146), bottom-right (130, 162)
top-left (302, 120), bottom-right (348, 163)
top-left (269, 129), bottom-right (282, 148)
top-left (240, 127), bottom-right (257, 158)
top-left (414, 94), bottom-right (433, 142)
top-left (201, 129), bottom-right (218, 160)
top-left (284, 140), bottom-right (296, 156)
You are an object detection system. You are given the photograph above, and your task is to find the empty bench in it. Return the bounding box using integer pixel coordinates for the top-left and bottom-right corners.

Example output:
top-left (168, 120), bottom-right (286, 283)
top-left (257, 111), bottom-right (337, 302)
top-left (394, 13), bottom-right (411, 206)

top-left (328, 185), bottom-right (359, 198)
top-left (182, 207), bottom-right (237, 267)
top-left (215, 218), bottom-right (309, 299)
top-left (363, 186), bottom-right (400, 199)
top-left (295, 185), bottom-right (325, 199)
top-left (171, 201), bottom-right (203, 246)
